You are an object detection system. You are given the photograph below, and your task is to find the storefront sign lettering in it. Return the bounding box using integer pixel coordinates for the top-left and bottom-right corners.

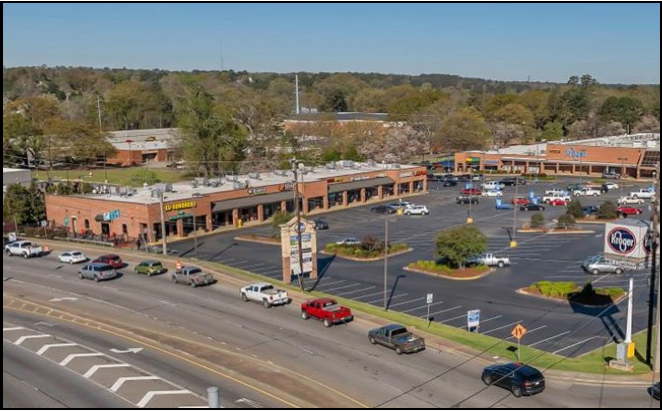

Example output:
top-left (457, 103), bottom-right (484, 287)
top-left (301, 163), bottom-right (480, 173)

top-left (164, 201), bottom-right (197, 212)
top-left (564, 147), bottom-right (587, 160)
top-left (327, 177), bottom-right (344, 183)
top-left (608, 228), bottom-right (636, 254)
top-left (399, 172), bottom-right (413, 178)
top-left (103, 210), bottom-right (121, 221)
top-left (278, 183), bottom-right (294, 192)
top-left (350, 176), bottom-right (371, 182)
top-left (248, 188), bottom-right (267, 196)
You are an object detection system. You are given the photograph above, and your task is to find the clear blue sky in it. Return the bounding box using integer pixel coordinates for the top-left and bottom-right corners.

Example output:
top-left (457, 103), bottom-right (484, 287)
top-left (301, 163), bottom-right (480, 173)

top-left (3, 3), bottom-right (660, 84)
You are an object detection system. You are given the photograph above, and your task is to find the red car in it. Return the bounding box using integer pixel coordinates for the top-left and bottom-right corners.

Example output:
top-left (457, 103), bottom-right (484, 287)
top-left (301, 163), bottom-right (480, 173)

top-left (460, 188), bottom-right (482, 196)
top-left (511, 197), bottom-right (531, 205)
top-left (616, 206), bottom-right (643, 216)
top-left (549, 198), bottom-right (568, 206)
top-left (93, 254), bottom-right (123, 269)
top-left (301, 298), bottom-right (353, 327)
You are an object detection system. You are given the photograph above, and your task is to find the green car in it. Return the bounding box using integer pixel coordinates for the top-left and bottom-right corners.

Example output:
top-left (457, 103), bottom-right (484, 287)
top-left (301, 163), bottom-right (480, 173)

top-left (134, 260), bottom-right (166, 276)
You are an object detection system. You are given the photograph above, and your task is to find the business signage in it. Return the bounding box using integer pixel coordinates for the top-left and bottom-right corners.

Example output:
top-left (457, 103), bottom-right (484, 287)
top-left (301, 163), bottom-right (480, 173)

top-left (248, 188), bottom-right (267, 196)
top-left (564, 147), bottom-right (587, 161)
top-left (604, 221), bottom-right (651, 261)
top-left (278, 183), bottom-right (294, 192)
top-left (399, 171), bottom-right (413, 178)
top-left (350, 176), bottom-right (372, 182)
top-left (103, 210), bottom-right (121, 221)
top-left (467, 309), bottom-right (481, 331)
top-left (607, 228), bottom-right (637, 255)
top-left (327, 177), bottom-right (344, 183)
top-left (164, 201), bottom-right (197, 212)
top-left (281, 218), bottom-right (318, 283)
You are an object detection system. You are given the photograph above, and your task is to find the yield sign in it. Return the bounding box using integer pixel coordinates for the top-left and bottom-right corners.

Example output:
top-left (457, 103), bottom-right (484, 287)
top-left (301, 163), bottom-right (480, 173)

top-left (511, 324), bottom-right (527, 340)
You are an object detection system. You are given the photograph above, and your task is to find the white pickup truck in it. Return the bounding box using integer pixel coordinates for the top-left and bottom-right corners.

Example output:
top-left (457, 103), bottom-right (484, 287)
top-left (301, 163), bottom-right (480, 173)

top-left (618, 196), bottom-right (645, 205)
top-left (542, 194), bottom-right (572, 204)
top-left (4, 240), bottom-right (43, 258)
top-left (241, 282), bottom-right (290, 308)
top-left (629, 188), bottom-right (655, 200)
top-left (467, 253), bottom-right (511, 268)
top-left (573, 187), bottom-right (601, 197)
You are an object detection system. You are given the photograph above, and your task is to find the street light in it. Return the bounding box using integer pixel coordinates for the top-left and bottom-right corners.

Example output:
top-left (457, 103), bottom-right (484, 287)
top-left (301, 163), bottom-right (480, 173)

top-left (383, 217), bottom-right (396, 310)
top-left (126, 139), bottom-right (134, 166)
top-left (467, 168), bottom-right (474, 224)
top-left (511, 176), bottom-right (519, 248)
top-left (617, 157), bottom-right (627, 197)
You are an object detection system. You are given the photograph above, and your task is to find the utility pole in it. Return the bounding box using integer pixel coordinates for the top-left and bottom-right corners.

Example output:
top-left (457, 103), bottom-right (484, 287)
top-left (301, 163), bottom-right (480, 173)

top-left (158, 190), bottom-right (167, 256)
top-left (511, 176), bottom-right (519, 248)
top-left (295, 74), bottom-right (301, 115)
top-left (97, 95), bottom-right (103, 132)
top-left (647, 166), bottom-right (660, 369)
top-left (291, 159), bottom-right (305, 292)
top-left (193, 215), bottom-right (198, 259)
top-left (383, 218), bottom-right (389, 310)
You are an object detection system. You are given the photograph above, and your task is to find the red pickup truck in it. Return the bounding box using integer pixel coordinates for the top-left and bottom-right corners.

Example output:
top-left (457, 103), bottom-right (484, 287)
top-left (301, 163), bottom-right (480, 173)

top-left (301, 298), bottom-right (354, 327)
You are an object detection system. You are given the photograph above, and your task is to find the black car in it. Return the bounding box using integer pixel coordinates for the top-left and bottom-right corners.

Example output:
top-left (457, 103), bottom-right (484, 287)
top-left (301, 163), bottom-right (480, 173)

top-left (501, 177), bottom-right (526, 187)
top-left (582, 205), bottom-right (600, 216)
top-left (652, 382), bottom-right (660, 401)
top-left (602, 172), bottom-right (621, 180)
top-left (456, 195), bottom-right (479, 205)
top-left (313, 218), bottom-right (329, 230)
top-left (520, 203), bottom-right (545, 211)
top-left (370, 205), bottom-right (396, 214)
top-left (442, 180), bottom-right (458, 187)
top-left (482, 363), bottom-right (545, 397)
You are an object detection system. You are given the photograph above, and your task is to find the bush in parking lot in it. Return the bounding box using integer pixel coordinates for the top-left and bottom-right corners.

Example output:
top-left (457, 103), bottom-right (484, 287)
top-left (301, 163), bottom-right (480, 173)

top-left (325, 240), bottom-right (409, 259)
top-left (556, 213), bottom-right (576, 229)
top-left (597, 201), bottom-right (618, 219)
top-left (567, 199), bottom-right (585, 219)
top-left (435, 225), bottom-right (487, 269)
top-left (530, 281), bottom-right (577, 298)
top-left (271, 211), bottom-right (294, 237)
top-left (530, 213), bottom-right (545, 229)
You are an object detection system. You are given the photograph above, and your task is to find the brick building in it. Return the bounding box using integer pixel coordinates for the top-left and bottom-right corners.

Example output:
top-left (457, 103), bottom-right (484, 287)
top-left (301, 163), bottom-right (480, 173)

top-left (45, 161), bottom-right (427, 243)
top-left (106, 128), bottom-right (180, 166)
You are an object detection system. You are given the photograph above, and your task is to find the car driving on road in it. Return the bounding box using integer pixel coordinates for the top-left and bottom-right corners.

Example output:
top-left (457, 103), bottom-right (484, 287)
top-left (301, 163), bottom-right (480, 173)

top-left (581, 255), bottom-right (624, 275)
top-left (519, 203), bottom-right (546, 211)
top-left (78, 263), bottom-right (118, 282)
top-left (57, 251), bottom-right (87, 264)
top-left (482, 362), bottom-right (545, 397)
top-left (368, 324), bottom-right (425, 355)
top-left (301, 298), bottom-right (353, 327)
top-left (93, 254), bottom-right (123, 269)
top-left (134, 260), bottom-right (167, 276)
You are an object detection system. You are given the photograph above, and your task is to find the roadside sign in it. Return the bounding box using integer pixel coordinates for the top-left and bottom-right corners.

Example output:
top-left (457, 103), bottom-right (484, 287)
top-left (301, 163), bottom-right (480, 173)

top-left (512, 324), bottom-right (527, 340)
top-left (426, 293), bottom-right (434, 304)
top-left (467, 309), bottom-right (481, 331)
top-left (176, 259), bottom-right (183, 271)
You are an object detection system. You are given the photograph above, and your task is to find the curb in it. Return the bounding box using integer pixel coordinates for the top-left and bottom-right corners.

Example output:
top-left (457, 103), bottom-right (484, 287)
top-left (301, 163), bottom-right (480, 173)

top-left (234, 236), bottom-right (281, 246)
top-left (403, 265), bottom-right (494, 281)
top-left (320, 248), bottom-right (413, 262)
top-left (516, 288), bottom-right (627, 307)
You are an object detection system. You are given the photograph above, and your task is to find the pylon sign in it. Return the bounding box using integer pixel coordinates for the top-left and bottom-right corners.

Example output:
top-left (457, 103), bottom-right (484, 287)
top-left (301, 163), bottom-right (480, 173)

top-left (281, 217), bottom-right (318, 284)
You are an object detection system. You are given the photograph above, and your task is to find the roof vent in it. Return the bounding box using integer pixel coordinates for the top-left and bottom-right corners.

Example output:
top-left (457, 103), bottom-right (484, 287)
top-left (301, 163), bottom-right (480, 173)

top-left (226, 175), bottom-right (238, 182)
top-left (248, 172), bottom-right (261, 180)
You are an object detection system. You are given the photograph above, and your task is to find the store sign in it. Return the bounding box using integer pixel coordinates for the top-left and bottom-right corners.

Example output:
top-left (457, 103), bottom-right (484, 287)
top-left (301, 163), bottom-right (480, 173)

top-left (327, 177), bottom-right (344, 183)
top-left (248, 188), bottom-right (267, 196)
top-left (607, 228), bottom-right (637, 254)
top-left (169, 212), bottom-right (194, 221)
top-left (399, 171), bottom-right (413, 178)
top-left (164, 201), bottom-right (197, 212)
top-left (350, 176), bottom-right (371, 182)
top-left (278, 183), bottom-right (294, 192)
top-left (564, 147), bottom-right (587, 161)
top-left (103, 210), bottom-right (121, 221)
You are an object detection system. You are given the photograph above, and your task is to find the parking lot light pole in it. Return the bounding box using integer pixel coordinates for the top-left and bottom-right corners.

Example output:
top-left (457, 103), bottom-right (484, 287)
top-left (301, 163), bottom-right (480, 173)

top-left (384, 218), bottom-right (389, 310)
top-left (511, 176), bottom-right (519, 248)
top-left (467, 168), bottom-right (474, 224)
top-left (158, 190), bottom-right (167, 256)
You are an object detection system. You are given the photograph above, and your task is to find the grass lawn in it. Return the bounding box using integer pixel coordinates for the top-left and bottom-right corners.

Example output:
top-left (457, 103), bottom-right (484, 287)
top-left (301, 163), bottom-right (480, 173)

top-left (35, 167), bottom-right (190, 187)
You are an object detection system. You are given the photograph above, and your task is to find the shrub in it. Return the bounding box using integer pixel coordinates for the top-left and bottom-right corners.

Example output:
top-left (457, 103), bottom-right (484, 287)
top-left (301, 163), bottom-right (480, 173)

top-left (597, 201), bottom-right (618, 220)
top-left (557, 213), bottom-right (576, 229)
top-left (389, 243), bottom-right (409, 253)
top-left (567, 199), bottom-right (585, 219)
top-left (130, 169), bottom-right (161, 186)
top-left (435, 225), bottom-right (487, 269)
top-left (530, 213), bottom-right (545, 229)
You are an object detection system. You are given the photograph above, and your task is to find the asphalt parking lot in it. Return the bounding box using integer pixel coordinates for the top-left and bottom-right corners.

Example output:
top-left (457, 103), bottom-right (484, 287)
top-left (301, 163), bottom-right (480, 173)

top-left (172, 177), bottom-right (656, 358)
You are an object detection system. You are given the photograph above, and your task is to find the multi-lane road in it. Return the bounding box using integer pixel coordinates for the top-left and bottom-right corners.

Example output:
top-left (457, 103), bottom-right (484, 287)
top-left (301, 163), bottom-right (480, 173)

top-left (3, 244), bottom-right (658, 408)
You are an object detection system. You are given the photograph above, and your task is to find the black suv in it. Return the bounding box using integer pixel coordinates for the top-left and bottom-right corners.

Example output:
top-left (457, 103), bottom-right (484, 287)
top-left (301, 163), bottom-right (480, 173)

top-left (501, 177), bottom-right (525, 187)
top-left (482, 363), bottom-right (545, 397)
top-left (371, 205), bottom-right (396, 214)
top-left (313, 218), bottom-right (329, 230)
top-left (456, 195), bottom-right (479, 205)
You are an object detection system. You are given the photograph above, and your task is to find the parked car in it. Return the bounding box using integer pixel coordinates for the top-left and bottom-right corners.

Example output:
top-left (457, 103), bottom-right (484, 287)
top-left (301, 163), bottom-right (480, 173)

top-left (456, 195), bottom-right (479, 205)
top-left (481, 363), bottom-right (545, 397)
top-left (511, 197), bottom-right (531, 205)
top-left (301, 298), bottom-right (353, 327)
top-left (368, 324), bottom-right (425, 355)
top-left (241, 282), bottom-right (290, 308)
top-left (93, 254), bottom-right (123, 269)
top-left (171, 266), bottom-right (214, 288)
top-left (404, 205), bottom-right (429, 216)
top-left (57, 251), bottom-right (87, 265)
top-left (482, 181), bottom-right (505, 190)
top-left (651, 382), bottom-right (660, 401)
top-left (630, 188), bottom-right (655, 200)
top-left (582, 205), bottom-right (600, 216)
top-left (602, 172), bottom-right (621, 180)
top-left (501, 177), bottom-right (525, 186)
top-left (618, 196), bottom-right (645, 205)
top-left (602, 182), bottom-right (619, 191)
top-left (495, 202), bottom-right (513, 210)
top-left (134, 260), bottom-right (167, 276)
top-left (544, 189), bottom-right (566, 197)
top-left (548, 198), bottom-right (569, 206)
top-left (482, 190), bottom-right (503, 198)
top-left (442, 180), bottom-right (458, 187)
top-left (573, 187), bottom-right (602, 197)
top-left (616, 206), bottom-right (643, 216)
top-left (370, 205), bottom-right (396, 214)
top-left (581, 255), bottom-right (624, 275)
top-left (520, 203), bottom-right (546, 211)
top-left (467, 253), bottom-right (511, 268)
top-left (336, 237), bottom-right (361, 246)
top-left (313, 218), bottom-right (329, 230)
top-left (78, 263), bottom-right (118, 282)
top-left (389, 201), bottom-right (413, 210)
top-left (5, 240), bottom-right (43, 258)
top-left (460, 188), bottom-right (482, 196)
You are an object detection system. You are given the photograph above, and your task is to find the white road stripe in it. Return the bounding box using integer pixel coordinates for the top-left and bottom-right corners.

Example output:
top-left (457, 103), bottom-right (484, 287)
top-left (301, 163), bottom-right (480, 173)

top-left (552, 336), bottom-right (601, 355)
top-left (367, 293), bottom-right (409, 304)
top-left (319, 283), bottom-right (363, 293)
top-left (36, 343), bottom-right (77, 355)
top-left (388, 297), bottom-right (426, 309)
top-left (3, 327), bottom-right (24, 332)
top-left (352, 290), bottom-right (389, 300)
top-left (481, 320), bottom-right (524, 335)
top-left (479, 315), bottom-right (503, 324)
top-left (83, 363), bottom-right (131, 378)
top-left (401, 301), bottom-right (444, 313)
top-left (336, 286), bottom-right (376, 297)
top-left (110, 376), bottom-right (161, 392)
top-left (137, 390), bottom-right (192, 408)
top-left (440, 313), bottom-right (467, 323)
top-left (60, 352), bottom-right (105, 366)
top-left (421, 305), bottom-right (462, 318)
top-left (315, 280), bottom-right (345, 288)
top-left (14, 334), bottom-right (51, 346)
top-left (528, 331), bottom-right (571, 348)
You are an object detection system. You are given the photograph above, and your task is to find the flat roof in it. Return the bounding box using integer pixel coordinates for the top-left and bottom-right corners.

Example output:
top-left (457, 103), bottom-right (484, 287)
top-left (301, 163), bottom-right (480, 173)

top-left (3, 168), bottom-right (29, 173)
top-left (64, 162), bottom-right (420, 205)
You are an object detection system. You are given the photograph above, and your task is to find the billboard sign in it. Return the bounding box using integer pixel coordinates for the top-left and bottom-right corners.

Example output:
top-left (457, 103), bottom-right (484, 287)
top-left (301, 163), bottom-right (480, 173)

top-left (604, 220), bottom-right (651, 261)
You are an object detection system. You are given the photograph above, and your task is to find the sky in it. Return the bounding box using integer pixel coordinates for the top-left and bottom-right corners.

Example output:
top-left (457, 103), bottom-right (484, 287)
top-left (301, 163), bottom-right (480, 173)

top-left (3, 2), bottom-right (660, 84)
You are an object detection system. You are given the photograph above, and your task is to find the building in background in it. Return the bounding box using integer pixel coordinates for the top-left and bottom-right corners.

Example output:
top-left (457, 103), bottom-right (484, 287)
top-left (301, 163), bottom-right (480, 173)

top-left (105, 128), bottom-right (180, 166)
top-left (3, 167), bottom-right (32, 200)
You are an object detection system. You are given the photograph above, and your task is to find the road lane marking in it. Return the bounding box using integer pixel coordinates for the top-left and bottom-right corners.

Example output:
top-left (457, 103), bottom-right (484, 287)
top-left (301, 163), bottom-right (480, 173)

top-left (528, 331), bottom-right (571, 348)
top-left (60, 352), bottom-right (105, 366)
top-left (110, 376), bottom-right (161, 392)
top-left (552, 336), bottom-right (601, 355)
top-left (36, 342), bottom-right (78, 355)
top-left (481, 320), bottom-right (524, 335)
top-left (478, 315), bottom-right (503, 324)
top-left (318, 283), bottom-right (363, 293)
top-left (506, 325), bottom-right (547, 340)
top-left (315, 279), bottom-right (345, 288)
top-left (353, 290), bottom-right (393, 300)
top-left (440, 313), bottom-right (467, 323)
top-left (83, 363), bottom-right (131, 378)
top-left (137, 389), bottom-right (191, 408)
top-left (3, 327), bottom-right (24, 332)
top-left (14, 334), bottom-right (51, 345)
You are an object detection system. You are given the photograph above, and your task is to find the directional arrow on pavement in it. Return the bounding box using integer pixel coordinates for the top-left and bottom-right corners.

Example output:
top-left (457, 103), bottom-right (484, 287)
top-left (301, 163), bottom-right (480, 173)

top-left (110, 347), bottom-right (143, 354)
top-left (49, 297), bottom-right (78, 302)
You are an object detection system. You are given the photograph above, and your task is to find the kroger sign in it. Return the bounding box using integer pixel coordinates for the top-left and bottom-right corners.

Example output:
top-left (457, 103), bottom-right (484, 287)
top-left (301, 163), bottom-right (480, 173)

top-left (607, 228), bottom-right (636, 254)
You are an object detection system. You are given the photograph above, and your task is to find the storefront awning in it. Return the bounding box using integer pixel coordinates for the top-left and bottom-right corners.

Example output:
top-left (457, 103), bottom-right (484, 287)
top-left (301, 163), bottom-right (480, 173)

top-left (212, 191), bottom-right (294, 212)
top-left (328, 177), bottom-right (395, 194)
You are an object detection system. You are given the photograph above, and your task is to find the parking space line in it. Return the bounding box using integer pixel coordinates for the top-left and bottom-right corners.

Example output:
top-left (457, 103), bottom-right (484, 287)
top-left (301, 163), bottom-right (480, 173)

top-left (315, 280), bottom-right (345, 288)
top-left (3, 327), bottom-right (24, 332)
top-left (440, 313), bottom-right (467, 323)
top-left (401, 301), bottom-right (444, 313)
top-left (481, 320), bottom-right (524, 335)
top-left (479, 315), bottom-right (503, 324)
top-left (83, 363), bottom-right (131, 379)
top-left (14, 334), bottom-right (51, 346)
top-left (552, 336), bottom-right (601, 355)
top-left (354, 290), bottom-right (392, 300)
top-left (137, 390), bottom-right (192, 408)
top-left (60, 352), bottom-right (105, 366)
top-left (367, 293), bottom-right (408, 304)
top-left (422, 305), bottom-right (462, 318)
top-left (388, 297), bottom-right (426, 309)
top-left (336, 286), bottom-right (376, 297)
top-left (36, 343), bottom-right (78, 355)
top-left (506, 325), bottom-right (547, 340)
top-left (110, 376), bottom-right (161, 392)
top-left (528, 331), bottom-right (570, 348)
top-left (318, 283), bottom-right (363, 293)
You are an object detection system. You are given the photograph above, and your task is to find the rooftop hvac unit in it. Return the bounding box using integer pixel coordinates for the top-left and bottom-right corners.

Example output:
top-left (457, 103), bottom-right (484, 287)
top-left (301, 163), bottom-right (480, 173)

top-left (109, 186), bottom-right (120, 195)
top-left (340, 160), bottom-right (354, 169)
top-left (150, 189), bottom-right (160, 199)
top-left (273, 170), bottom-right (287, 177)
top-left (248, 172), bottom-right (261, 180)
top-left (232, 181), bottom-right (247, 190)
top-left (127, 188), bottom-right (137, 196)
top-left (165, 183), bottom-right (173, 192)
top-left (191, 180), bottom-right (198, 189)
top-left (209, 178), bottom-right (222, 187)
top-left (304, 166), bottom-right (314, 173)
top-left (118, 187), bottom-right (128, 197)
top-left (366, 160), bottom-right (377, 168)
top-left (326, 162), bottom-right (337, 170)
top-left (226, 175), bottom-right (238, 182)
top-left (192, 192), bottom-right (203, 198)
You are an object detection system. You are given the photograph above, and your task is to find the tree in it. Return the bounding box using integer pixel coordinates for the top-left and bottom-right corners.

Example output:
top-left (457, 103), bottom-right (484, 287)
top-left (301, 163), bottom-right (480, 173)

top-left (130, 169), bottom-right (161, 186)
top-left (3, 183), bottom-right (45, 226)
top-left (599, 96), bottom-right (645, 133)
top-left (43, 118), bottom-right (116, 166)
top-left (271, 211), bottom-right (293, 238)
top-left (541, 121), bottom-right (564, 141)
top-left (566, 199), bottom-right (585, 219)
top-left (438, 107), bottom-right (490, 151)
top-left (435, 225), bottom-right (487, 269)
top-left (557, 213), bottom-right (576, 229)
top-left (530, 212), bottom-right (545, 229)
top-left (597, 201), bottom-right (618, 219)
top-left (358, 125), bottom-right (426, 163)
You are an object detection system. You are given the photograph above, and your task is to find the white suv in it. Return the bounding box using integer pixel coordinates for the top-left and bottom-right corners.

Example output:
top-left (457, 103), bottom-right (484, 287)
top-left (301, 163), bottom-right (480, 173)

top-left (405, 205), bottom-right (430, 216)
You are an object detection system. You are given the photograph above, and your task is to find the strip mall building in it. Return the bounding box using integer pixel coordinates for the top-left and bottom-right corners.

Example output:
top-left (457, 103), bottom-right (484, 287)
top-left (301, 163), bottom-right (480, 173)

top-left (454, 133), bottom-right (660, 179)
top-left (44, 161), bottom-right (427, 243)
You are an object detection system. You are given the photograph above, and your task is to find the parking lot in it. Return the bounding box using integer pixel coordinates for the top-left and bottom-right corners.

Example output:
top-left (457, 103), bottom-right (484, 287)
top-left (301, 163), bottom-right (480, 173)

top-left (172, 177), bottom-right (655, 357)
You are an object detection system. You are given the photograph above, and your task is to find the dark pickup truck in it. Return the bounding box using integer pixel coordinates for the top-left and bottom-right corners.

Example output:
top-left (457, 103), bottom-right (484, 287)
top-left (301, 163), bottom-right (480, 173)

top-left (368, 324), bottom-right (425, 355)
